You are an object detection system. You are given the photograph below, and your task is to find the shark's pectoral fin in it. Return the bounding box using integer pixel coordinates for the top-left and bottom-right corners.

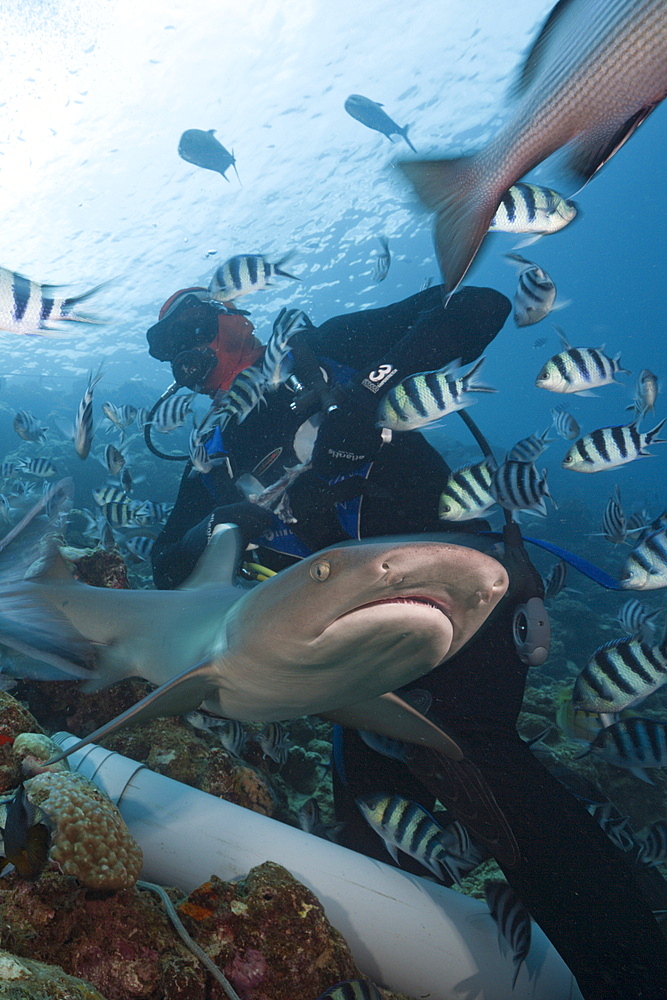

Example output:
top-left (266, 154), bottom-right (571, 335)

top-left (46, 658), bottom-right (221, 766)
top-left (322, 692), bottom-right (463, 760)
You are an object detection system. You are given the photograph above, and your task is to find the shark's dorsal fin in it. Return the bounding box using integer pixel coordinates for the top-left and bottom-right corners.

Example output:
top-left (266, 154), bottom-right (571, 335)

top-left (323, 692), bottom-right (463, 760)
top-left (46, 657), bottom-right (221, 766)
top-left (178, 523), bottom-right (243, 590)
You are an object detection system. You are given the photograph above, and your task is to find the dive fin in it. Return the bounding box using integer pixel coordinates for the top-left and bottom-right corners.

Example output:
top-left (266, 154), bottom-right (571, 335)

top-left (45, 657), bottom-right (222, 766)
top-left (322, 691), bottom-right (463, 760)
top-left (406, 747), bottom-right (521, 868)
top-left (398, 156), bottom-right (496, 295)
top-left (400, 124), bottom-right (417, 154)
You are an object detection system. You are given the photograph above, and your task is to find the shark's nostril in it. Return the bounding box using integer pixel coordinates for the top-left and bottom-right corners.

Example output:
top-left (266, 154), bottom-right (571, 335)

top-left (381, 562), bottom-right (390, 571)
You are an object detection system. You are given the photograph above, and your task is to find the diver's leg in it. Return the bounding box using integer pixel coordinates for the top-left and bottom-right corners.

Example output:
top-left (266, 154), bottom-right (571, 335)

top-left (412, 595), bottom-right (667, 1000)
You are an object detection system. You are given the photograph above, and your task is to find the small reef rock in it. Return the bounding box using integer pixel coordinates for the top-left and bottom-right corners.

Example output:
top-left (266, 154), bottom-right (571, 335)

top-left (0, 948), bottom-right (108, 1000)
top-left (0, 863), bottom-right (411, 1000)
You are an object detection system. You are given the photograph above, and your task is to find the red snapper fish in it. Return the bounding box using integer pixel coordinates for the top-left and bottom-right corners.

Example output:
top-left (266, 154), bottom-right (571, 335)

top-left (399, 0), bottom-right (667, 294)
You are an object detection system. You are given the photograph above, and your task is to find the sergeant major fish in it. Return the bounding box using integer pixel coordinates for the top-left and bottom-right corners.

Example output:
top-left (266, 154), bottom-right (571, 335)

top-left (621, 528), bottom-right (667, 591)
top-left (508, 427), bottom-right (552, 463)
top-left (316, 981), bottom-right (381, 1000)
top-left (376, 357), bottom-right (496, 432)
top-left (505, 253), bottom-right (560, 327)
top-left (209, 254), bottom-right (299, 301)
top-left (493, 459), bottom-right (554, 516)
top-left (0, 266), bottom-right (106, 336)
top-left (13, 411), bottom-right (47, 444)
top-left (355, 792), bottom-right (463, 882)
top-left (489, 183), bottom-right (577, 238)
top-left (572, 636), bottom-right (667, 714)
top-left (438, 459), bottom-right (497, 522)
top-left (577, 717), bottom-right (667, 783)
top-left (398, 0), bottom-right (667, 293)
top-left (562, 419), bottom-right (666, 473)
top-left (372, 237), bottom-right (391, 283)
top-left (550, 404), bottom-right (579, 440)
top-left (536, 330), bottom-right (629, 395)
top-left (344, 94), bottom-right (417, 152)
top-left (627, 368), bottom-right (659, 417)
top-left (484, 880), bottom-right (532, 990)
top-left (74, 367), bottom-right (103, 461)
top-left (617, 598), bottom-right (661, 642)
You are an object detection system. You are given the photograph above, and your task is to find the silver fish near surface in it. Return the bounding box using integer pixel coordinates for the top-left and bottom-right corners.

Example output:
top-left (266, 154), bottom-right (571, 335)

top-left (344, 94), bottom-right (417, 152)
top-left (398, 0), bottom-right (667, 293)
top-left (484, 880), bottom-right (532, 990)
top-left (372, 237), bottom-right (391, 283)
top-left (178, 128), bottom-right (240, 183)
top-left (493, 459), bottom-right (554, 516)
top-left (536, 330), bottom-right (629, 395)
top-left (438, 459), bottom-right (497, 522)
top-left (507, 427), bottom-right (552, 462)
top-left (562, 419), bottom-right (666, 473)
top-left (506, 253), bottom-right (558, 327)
top-left (572, 636), bottom-right (667, 713)
top-left (627, 368), bottom-right (659, 416)
top-left (13, 410), bottom-right (47, 444)
top-left (376, 357), bottom-right (496, 432)
top-left (621, 528), bottom-right (667, 591)
top-left (209, 253), bottom-right (299, 301)
top-left (0, 266), bottom-right (106, 335)
top-left (550, 404), bottom-right (580, 440)
top-left (489, 183), bottom-right (577, 236)
top-left (577, 717), bottom-right (667, 783)
top-left (74, 368), bottom-right (103, 460)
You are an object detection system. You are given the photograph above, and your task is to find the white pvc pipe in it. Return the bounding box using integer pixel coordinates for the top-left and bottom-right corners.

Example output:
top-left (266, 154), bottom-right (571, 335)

top-left (53, 733), bottom-right (583, 1000)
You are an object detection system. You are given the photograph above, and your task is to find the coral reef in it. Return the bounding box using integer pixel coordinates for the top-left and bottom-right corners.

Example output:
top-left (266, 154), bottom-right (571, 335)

top-left (24, 770), bottom-right (143, 890)
top-left (0, 866), bottom-right (412, 1000)
top-left (0, 692), bottom-right (45, 792)
top-left (0, 948), bottom-right (108, 1000)
top-left (58, 545), bottom-right (129, 590)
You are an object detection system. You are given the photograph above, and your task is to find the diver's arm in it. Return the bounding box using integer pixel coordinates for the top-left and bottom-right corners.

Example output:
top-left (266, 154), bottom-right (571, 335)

top-left (310, 285), bottom-right (511, 379)
top-left (151, 464), bottom-right (241, 589)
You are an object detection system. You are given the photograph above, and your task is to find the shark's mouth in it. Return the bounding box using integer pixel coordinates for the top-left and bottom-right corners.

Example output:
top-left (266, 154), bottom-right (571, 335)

top-left (338, 595), bottom-right (452, 620)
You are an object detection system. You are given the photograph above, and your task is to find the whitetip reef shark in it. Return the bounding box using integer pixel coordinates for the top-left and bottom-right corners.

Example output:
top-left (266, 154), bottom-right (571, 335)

top-left (0, 520), bottom-right (508, 767)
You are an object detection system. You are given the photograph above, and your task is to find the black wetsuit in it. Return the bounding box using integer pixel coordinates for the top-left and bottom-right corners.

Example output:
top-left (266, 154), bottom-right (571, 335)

top-left (151, 284), bottom-right (667, 998)
top-left (152, 284), bottom-right (508, 587)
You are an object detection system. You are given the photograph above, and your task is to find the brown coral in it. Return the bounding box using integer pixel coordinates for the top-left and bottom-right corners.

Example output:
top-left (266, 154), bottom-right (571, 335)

top-left (24, 771), bottom-right (142, 890)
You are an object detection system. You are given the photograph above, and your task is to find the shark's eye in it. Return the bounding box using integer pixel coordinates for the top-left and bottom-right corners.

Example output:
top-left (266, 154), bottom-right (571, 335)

top-left (310, 560), bottom-right (331, 581)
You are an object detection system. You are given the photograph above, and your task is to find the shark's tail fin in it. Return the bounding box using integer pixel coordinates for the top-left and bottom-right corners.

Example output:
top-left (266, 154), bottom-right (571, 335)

top-left (398, 156), bottom-right (499, 295)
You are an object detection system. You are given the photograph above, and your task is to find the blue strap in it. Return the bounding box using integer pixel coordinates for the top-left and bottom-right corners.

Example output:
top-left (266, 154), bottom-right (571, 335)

top-left (483, 531), bottom-right (624, 590)
top-left (331, 724), bottom-right (348, 787)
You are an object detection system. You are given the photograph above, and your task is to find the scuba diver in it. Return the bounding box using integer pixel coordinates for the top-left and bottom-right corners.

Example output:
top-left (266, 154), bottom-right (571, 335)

top-left (146, 281), bottom-right (667, 999)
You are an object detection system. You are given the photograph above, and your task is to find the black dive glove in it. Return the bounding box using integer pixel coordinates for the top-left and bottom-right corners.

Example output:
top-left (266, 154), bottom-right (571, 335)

top-left (207, 501), bottom-right (273, 548)
top-left (311, 386), bottom-right (385, 479)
